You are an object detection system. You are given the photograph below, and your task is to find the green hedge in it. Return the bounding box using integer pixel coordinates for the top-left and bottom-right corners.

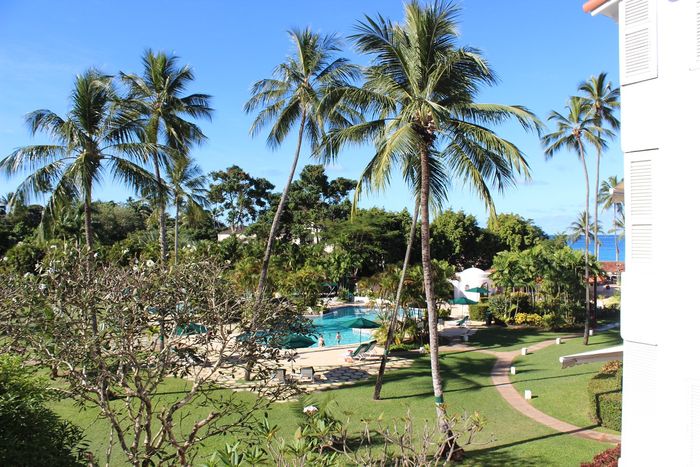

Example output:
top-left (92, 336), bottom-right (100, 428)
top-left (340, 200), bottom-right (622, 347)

top-left (468, 303), bottom-right (489, 321)
top-left (588, 363), bottom-right (622, 431)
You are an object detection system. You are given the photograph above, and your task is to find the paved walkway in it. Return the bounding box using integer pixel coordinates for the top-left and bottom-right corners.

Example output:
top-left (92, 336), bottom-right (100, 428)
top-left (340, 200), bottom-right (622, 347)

top-left (478, 337), bottom-right (621, 444)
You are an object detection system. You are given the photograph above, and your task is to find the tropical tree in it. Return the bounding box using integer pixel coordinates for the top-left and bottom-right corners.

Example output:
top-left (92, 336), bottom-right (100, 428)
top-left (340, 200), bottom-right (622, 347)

top-left (568, 210), bottom-right (601, 245)
top-left (542, 96), bottom-right (611, 344)
top-left (121, 50), bottom-right (213, 263)
top-left (599, 175), bottom-right (623, 263)
top-left (322, 1), bottom-right (539, 447)
top-left (164, 154), bottom-right (209, 264)
top-left (0, 70), bottom-right (154, 249)
top-left (578, 73), bottom-right (619, 258)
top-left (244, 28), bottom-right (359, 299)
top-left (208, 165), bottom-right (274, 230)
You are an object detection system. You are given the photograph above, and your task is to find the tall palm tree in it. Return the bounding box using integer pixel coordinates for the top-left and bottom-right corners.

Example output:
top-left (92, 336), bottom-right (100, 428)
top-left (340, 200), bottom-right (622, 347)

top-left (322, 1), bottom-right (539, 443)
top-left (542, 96), bottom-right (611, 344)
top-left (165, 154), bottom-right (209, 264)
top-left (599, 175), bottom-right (623, 263)
top-left (568, 210), bottom-right (601, 245)
top-left (579, 73), bottom-right (619, 259)
top-left (0, 70), bottom-right (154, 249)
top-left (245, 28), bottom-right (359, 299)
top-left (121, 50), bottom-right (213, 263)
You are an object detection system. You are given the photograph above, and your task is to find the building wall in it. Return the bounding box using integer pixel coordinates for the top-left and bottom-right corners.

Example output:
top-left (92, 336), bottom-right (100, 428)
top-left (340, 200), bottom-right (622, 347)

top-left (618, 0), bottom-right (700, 464)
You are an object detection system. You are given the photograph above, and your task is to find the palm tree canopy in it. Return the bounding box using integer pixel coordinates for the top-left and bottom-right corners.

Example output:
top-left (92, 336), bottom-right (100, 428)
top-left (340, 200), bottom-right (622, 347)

top-left (244, 28), bottom-right (361, 150)
top-left (322, 0), bottom-right (541, 214)
top-left (121, 49), bottom-right (213, 159)
top-left (542, 96), bottom-right (613, 160)
top-left (598, 175), bottom-right (623, 211)
top-left (165, 154), bottom-right (210, 221)
top-left (578, 72), bottom-right (620, 130)
top-left (0, 70), bottom-right (155, 220)
top-left (568, 210), bottom-right (601, 243)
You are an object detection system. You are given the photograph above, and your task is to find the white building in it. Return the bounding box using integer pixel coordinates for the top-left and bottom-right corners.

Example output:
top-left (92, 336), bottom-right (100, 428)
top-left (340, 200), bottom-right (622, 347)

top-left (584, 0), bottom-right (700, 464)
top-left (449, 267), bottom-right (492, 302)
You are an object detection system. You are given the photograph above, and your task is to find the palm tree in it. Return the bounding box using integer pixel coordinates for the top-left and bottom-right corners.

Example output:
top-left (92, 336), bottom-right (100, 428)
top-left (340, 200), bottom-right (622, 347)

top-left (165, 154), bottom-right (209, 264)
top-left (568, 210), bottom-right (601, 245)
top-left (542, 96), bottom-right (611, 344)
top-left (121, 50), bottom-right (213, 263)
top-left (322, 1), bottom-right (539, 444)
top-left (0, 70), bottom-right (154, 249)
top-left (579, 73), bottom-right (619, 259)
top-left (599, 175), bottom-right (623, 263)
top-left (245, 28), bottom-right (359, 299)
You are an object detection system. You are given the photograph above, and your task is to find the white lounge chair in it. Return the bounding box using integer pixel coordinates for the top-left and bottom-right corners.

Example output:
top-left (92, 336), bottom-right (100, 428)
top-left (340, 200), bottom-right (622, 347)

top-left (299, 366), bottom-right (316, 383)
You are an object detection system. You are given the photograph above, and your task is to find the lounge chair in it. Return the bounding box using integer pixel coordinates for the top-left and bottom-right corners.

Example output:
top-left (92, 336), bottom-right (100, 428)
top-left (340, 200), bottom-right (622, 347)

top-left (299, 366), bottom-right (316, 383)
top-left (354, 340), bottom-right (379, 360)
top-left (273, 368), bottom-right (287, 383)
top-left (347, 342), bottom-right (370, 361)
top-left (456, 316), bottom-right (470, 327)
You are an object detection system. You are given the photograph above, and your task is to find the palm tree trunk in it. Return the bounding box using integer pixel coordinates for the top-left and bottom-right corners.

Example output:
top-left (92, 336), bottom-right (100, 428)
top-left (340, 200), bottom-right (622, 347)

top-left (174, 200), bottom-right (180, 265)
top-left (419, 143), bottom-right (461, 460)
top-left (153, 155), bottom-right (168, 263)
top-left (374, 199), bottom-right (419, 400)
top-left (83, 190), bottom-right (94, 250)
top-left (614, 204), bottom-right (620, 263)
top-left (256, 109), bottom-right (307, 300)
top-left (579, 140), bottom-right (591, 345)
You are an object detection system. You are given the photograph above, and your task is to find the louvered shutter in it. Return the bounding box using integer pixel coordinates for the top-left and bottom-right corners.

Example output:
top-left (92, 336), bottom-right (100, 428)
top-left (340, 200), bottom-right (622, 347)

top-left (694, 0), bottom-right (700, 69)
top-left (620, 0), bottom-right (658, 84)
top-left (628, 155), bottom-right (654, 264)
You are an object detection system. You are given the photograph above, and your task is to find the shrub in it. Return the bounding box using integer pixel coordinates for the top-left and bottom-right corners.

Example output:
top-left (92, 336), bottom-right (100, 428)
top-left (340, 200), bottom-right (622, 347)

top-left (581, 444), bottom-right (621, 467)
top-left (438, 307), bottom-right (452, 319)
top-left (468, 303), bottom-right (489, 321)
top-left (0, 356), bottom-right (86, 466)
top-left (2, 241), bottom-right (45, 274)
top-left (514, 313), bottom-right (543, 327)
top-left (588, 363), bottom-right (622, 431)
top-left (487, 294), bottom-right (509, 318)
top-left (509, 291), bottom-right (532, 313)
top-left (388, 342), bottom-right (420, 352)
top-left (541, 313), bottom-right (560, 329)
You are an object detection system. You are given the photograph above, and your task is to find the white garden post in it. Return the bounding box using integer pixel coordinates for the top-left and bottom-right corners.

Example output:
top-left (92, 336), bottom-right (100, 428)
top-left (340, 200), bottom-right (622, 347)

top-left (510, 366), bottom-right (516, 375)
top-left (556, 337), bottom-right (562, 345)
top-left (524, 390), bottom-right (532, 400)
top-left (521, 347), bottom-right (528, 356)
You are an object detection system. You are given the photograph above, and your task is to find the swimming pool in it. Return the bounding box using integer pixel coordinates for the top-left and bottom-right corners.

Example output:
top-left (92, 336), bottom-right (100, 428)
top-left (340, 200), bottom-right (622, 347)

top-left (310, 305), bottom-right (422, 348)
top-left (311, 306), bottom-right (384, 348)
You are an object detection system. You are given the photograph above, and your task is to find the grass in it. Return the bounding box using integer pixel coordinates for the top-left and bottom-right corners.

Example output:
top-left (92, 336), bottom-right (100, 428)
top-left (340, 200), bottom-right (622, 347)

top-left (466, 327), bottom-right (576, 352)
top-left (50, 340), bottom-right (615, 466)
top-left (510, 329), bottom-right (622, 431)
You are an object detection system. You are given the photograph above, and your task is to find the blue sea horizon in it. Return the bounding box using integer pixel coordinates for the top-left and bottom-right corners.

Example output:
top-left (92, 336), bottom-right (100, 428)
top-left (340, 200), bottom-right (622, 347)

top-left (568, 234), bottom-right (625, 262)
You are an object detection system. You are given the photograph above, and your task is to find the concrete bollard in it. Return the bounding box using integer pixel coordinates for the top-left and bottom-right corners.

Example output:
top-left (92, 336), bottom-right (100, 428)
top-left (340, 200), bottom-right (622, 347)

top-left (521, 347), bottom-right (528, 356)
top-left (510, 366), bottom-right (516, 375)
top-left (524, 390), bottom-right (532, 400)
top-left (556, 337), bottom-right (562, 345)
top-left (589, 329), bottom-right (594, 336)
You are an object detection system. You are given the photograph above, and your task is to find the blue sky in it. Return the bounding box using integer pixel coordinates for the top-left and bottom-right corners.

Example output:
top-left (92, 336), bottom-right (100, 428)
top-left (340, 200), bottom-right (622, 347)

top-left (0, 0), bottom-right (621, 234)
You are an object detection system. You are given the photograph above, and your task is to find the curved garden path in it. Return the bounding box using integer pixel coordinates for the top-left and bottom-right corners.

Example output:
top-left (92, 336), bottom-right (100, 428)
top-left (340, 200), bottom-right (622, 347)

top-left (474, 337), bottom-right (621, 444)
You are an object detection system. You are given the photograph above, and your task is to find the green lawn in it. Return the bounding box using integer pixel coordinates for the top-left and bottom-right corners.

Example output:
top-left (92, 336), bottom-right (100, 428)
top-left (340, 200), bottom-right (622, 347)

top-left (50, 342), bottom-right (614, 466)
top-left (467, 327), bottom-right (576, 352)
top-left (510, 330), bottom-right (622, 431)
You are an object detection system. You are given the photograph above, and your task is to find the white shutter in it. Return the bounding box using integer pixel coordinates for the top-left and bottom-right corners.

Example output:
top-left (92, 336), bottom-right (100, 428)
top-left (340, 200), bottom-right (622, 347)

top-left (694, 0), bottom-right (700, 69)
top-left (627, 155), bottom-right (654, 264)
top-left (620, 0), bottom-right (658, 84)
top-left (692, 383), bottom-right (700, 465)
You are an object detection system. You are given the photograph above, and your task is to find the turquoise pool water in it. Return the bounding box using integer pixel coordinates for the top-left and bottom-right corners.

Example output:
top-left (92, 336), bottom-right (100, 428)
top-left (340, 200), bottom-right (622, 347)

top-left (310, 305), bottom-right (421, 348)
top-left (311, 306), bottom-right (384, 348)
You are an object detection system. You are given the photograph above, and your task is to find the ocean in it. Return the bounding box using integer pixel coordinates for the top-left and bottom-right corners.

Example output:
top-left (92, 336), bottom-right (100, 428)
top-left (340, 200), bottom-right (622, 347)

top-left (568, 234), bottom-right (625, 262)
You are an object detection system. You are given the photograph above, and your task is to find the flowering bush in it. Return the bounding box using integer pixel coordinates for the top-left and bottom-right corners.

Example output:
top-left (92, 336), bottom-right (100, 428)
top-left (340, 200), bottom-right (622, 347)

top-left (514, 313), bottom-right (544, 327)
top-left (581, 444), bottom-right (621, 467)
